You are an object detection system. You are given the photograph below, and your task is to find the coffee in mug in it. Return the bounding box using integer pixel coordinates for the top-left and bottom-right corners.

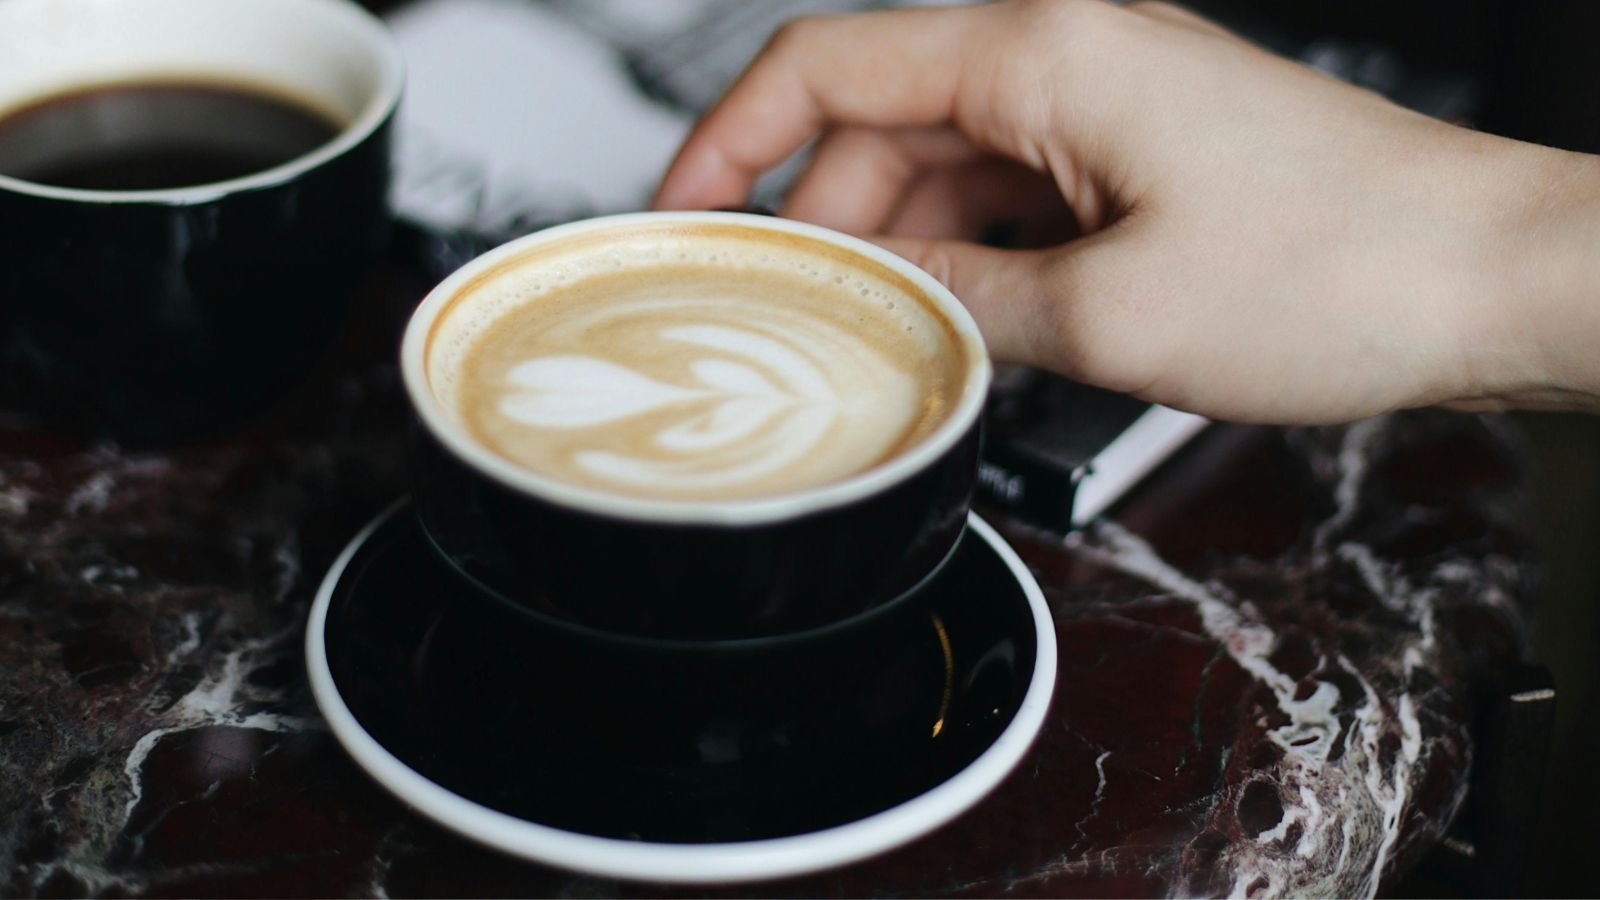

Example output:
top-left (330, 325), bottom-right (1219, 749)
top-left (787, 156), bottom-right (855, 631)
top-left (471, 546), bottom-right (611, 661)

top-left (0, 0), bottom-right (402, 443)
top-left (426, 222), bottom-right (971, 501)
top-left (404, 212), bottom-right (992, 643)
top-left (0, 80), bottom-right (342, 191)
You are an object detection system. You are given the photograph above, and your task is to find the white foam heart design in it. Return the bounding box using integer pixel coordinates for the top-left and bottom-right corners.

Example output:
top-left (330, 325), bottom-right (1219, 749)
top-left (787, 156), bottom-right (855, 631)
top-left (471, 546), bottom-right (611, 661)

top-left (496, 324), bottom-right (845, 491)
top-left (500, 356), bottom-right (703, 428)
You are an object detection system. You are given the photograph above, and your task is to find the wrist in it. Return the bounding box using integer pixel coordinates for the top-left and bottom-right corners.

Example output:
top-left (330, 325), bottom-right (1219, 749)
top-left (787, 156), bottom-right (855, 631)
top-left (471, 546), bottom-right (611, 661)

top-left (1452, 135), bottom-right (1600, 411)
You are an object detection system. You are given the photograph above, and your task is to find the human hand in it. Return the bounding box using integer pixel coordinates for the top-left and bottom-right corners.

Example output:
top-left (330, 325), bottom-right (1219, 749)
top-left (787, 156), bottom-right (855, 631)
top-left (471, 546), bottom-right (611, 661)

top-left (655, 0), bottom-right (1600, 423)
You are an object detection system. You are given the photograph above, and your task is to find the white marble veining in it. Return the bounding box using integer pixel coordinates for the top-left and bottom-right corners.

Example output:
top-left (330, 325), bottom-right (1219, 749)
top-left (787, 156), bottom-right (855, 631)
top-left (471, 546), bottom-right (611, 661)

top-left (1058, 417), bottom-right (1483, 898)
top-left (22, 624), bottom-right (322, 894)
top-left (0, 438), bottom-right (362, 895)
top-left (122, 624), bottom-right (321, 823)
top-left (0, 402), bottom-right (1523, 897)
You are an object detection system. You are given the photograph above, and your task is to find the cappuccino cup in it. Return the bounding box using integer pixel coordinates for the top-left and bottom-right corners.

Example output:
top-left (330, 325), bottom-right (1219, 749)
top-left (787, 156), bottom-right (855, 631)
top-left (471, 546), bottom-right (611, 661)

top-left (0, 0), bottom-right (402, 443)
top-left (401, 211), bottom-right (992, 642)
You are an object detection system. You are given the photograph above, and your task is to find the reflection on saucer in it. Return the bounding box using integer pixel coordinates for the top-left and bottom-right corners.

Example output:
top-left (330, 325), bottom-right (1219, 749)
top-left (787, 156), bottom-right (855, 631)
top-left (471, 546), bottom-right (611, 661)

top-left (306, 500), bottom-right (1055, 884)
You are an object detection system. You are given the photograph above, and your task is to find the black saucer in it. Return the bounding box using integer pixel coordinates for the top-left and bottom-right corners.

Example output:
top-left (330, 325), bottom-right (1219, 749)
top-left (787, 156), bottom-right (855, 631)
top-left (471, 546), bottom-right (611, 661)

top-left (306, 501), bottom-right (1055, 884)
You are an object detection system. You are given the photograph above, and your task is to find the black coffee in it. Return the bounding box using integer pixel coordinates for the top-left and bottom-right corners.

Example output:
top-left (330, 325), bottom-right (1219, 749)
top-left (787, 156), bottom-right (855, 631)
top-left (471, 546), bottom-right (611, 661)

top-left (0, 80), bottom-right (342, 191)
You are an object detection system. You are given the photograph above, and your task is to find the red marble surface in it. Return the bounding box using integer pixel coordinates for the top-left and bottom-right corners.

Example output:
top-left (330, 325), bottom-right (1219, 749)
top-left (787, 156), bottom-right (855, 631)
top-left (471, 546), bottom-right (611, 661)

top-left (0, 259), bottom-right (1527, 898)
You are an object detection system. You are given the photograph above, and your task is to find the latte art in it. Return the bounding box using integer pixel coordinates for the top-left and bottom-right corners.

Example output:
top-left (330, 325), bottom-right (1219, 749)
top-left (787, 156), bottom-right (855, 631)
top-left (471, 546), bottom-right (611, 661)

top-left (430, 225), bottom-right (970, 501)
top-left (493, 318), bottom-right (917, 497)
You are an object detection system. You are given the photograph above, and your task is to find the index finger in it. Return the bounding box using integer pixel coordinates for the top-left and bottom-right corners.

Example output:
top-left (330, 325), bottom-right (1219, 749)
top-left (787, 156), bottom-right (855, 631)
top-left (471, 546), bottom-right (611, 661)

top-left (653, 4), bottom-right (997, 211)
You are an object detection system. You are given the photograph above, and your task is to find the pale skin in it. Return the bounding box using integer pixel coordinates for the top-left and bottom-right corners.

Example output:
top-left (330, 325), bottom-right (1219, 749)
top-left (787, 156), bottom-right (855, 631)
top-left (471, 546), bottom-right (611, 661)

top-left (653, 0), bottom-right (1600, 425)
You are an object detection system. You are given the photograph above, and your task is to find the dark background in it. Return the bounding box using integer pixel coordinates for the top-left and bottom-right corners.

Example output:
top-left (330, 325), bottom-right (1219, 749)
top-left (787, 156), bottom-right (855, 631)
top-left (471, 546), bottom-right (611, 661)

top-left (362, 0), bottom-right (1598, 894)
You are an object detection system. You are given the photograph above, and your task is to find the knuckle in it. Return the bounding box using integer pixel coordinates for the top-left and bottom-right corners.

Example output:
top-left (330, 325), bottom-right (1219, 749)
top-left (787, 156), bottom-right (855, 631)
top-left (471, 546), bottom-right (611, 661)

top-left (767, 15), bottom-right (827, 56)
top-left (1003, 0), bottom-right (1125, 74)
top-left (1016, 0), bottom-right (1115, 37)
top-left (984, 0), bottom-right (1120, 138)
top-left (1124, 1), bottom-right (1233, 39)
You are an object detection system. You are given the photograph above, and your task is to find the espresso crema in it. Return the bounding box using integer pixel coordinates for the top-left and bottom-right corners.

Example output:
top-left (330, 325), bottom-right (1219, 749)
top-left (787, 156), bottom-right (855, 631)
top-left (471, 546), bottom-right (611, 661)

top-left (428, 224), bottom-right (971, 501)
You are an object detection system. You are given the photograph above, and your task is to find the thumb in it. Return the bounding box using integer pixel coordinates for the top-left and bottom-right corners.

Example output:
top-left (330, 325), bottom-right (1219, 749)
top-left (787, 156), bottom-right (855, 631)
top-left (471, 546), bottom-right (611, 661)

top-left (876, 233), bottom-right (1161, 397)
top-left (872, 236), bottom-right (1058, 369)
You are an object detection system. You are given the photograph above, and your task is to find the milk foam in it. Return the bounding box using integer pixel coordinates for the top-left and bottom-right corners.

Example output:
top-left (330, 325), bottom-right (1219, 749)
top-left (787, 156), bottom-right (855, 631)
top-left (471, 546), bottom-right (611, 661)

top-left (428, 225), bottom-right (967, 501)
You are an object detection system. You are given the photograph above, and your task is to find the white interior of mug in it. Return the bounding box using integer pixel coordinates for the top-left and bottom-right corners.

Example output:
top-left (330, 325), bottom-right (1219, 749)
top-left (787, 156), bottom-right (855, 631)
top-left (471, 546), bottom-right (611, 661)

top-left (402, 211), bottom-right (994, 526)
top-left (0, 0), bottom-right (403, 203)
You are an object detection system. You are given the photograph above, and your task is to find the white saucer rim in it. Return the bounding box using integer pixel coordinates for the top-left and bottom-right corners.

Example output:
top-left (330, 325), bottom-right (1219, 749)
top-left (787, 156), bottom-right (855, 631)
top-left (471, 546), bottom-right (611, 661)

top-left (305, 498), bottom-right (1057, 886)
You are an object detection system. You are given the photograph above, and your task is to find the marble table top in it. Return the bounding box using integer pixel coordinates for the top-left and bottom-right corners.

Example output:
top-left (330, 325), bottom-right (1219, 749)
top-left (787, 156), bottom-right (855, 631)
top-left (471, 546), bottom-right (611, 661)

top-left (0, 260), bottom-right (1529, 897)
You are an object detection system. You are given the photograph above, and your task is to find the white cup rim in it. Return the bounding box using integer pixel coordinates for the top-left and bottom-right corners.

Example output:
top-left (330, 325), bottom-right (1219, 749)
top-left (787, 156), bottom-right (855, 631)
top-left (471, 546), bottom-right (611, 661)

top-left (0, 0), bottom-right (404, 206)
top-left (401, 211), bottom-right (993, 526)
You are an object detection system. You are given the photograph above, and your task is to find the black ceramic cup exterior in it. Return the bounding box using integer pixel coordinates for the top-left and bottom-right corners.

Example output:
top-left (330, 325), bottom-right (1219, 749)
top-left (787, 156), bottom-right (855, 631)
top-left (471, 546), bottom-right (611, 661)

top-left (411, 418), bottom-right (980, 642)
top-left (401, 212), bottom-right (993, 643)
top-left (0, 0), bottom-right (403, 443)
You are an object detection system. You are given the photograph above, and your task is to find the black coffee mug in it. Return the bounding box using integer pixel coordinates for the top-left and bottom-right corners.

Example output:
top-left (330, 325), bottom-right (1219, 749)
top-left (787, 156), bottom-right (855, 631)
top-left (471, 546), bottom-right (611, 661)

top-left (401, 212), bottom-right (993, 643)
top-left (0, 0), bottom-right (402, 443)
